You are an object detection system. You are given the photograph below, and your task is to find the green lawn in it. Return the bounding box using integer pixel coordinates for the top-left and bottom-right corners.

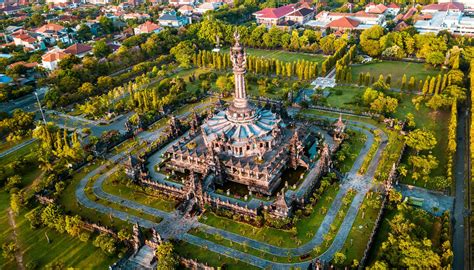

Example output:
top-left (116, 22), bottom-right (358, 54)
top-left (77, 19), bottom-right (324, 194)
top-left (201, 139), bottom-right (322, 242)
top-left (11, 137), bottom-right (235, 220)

top-left (0, 136), bottom-right (31, 153)
top-left (351, 61), bottom-right (441, 88)
top-left (221, 48), bottom-right (326, 63)
top-left (16, 208), bottom-right (117, 269)
top-left (0, 191), bottom-right (14, 268)
top-left (324, 86), bottom-right (364, 109)
top-left (337, 129), bottom-right (367, 173)
top-left (102, 173), bottom-right (177, 213)
top-left (341, 192), bottom-right (383, 264)
top-left (175, 241), bottom-right (259, 270)
top-left (59, 161), bottom-right (130, 230)
top-left (200, 184), bottom-right (340, 248)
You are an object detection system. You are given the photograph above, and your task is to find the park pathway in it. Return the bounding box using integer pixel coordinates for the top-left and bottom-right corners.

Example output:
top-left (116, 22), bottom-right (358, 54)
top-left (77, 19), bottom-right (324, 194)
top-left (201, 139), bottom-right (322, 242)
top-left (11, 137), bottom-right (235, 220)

top-left (74, 109), bottom-right (394, 268)
top-left (7, 209), bottom-right (25, 270)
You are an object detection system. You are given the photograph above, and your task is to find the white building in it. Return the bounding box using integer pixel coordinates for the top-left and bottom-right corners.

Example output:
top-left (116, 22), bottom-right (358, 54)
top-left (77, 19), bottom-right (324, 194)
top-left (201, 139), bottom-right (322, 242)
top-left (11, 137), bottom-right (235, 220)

top-left (414, 11), bottom-right (474, 34)
top-left (41, 48), bottom-right (69, 70)
top-left (439, 0), bottom-right (474, 10)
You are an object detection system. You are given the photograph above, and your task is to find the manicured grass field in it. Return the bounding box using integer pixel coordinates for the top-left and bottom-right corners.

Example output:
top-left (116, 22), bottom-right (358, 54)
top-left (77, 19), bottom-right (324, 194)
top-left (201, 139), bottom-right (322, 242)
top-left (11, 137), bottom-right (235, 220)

top-left (324, 86), bottom-right (364, 109)
top-left (0, 191), bottom-right (14, 268)
top-left (102, 174), bottom-right (177, 213)
top-left (15, 208), bottom-right (117, 269)
top-left (350, 61), bottom-right (441, 88)
top-left (221, 48), bottom-right (326, 63)
top-left (341, 192), bottom-right (383, 264)
top-left (200, 184), bottom-right (340, 248)
top-left (338, 129), bottom-right (367, 173)
top-left (174, 241), bottom-right (259, 270)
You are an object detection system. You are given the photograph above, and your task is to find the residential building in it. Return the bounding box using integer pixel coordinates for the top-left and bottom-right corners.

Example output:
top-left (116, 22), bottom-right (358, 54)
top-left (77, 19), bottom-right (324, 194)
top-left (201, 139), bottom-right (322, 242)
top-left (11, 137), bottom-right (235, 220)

top-left (253, 2), bottom-right (314, 27)
top-left (365, 3), bottom-right (387, 14)
top-left (439, 0), bottom-right (474, 10)
top-left (422, 2), bottom-right (464, 13)
top-left (41, 48), bottom-right (69, 70)
top-left (63, 43), bottom-right (92, 58)
top-left (414, 10), bottom-right (474, 35)
top-left (386, 3), bottom-right (400, 16)
top-left (11, 30), bottom-right (46, 51)
top-left (195, 2), bottom-right (221, 14)
top-left (158, 11), bottom-right (189, 27)
top-left (168, 0), bottom-right (195, 6)
top-left (306, 11), bottom-right (385, 30)
top-left (36, 23), bottom-right (72, 45)
top-left (285, 7), bottom-right (315, 24)
top-left (86, 0), bottom-right (112, 4)
top-left (178, 4), bottom-right (194, 16)
top-left (123, 13), bottom-right (151, 21)
top-left (133, 21), bottom-right (162, 35)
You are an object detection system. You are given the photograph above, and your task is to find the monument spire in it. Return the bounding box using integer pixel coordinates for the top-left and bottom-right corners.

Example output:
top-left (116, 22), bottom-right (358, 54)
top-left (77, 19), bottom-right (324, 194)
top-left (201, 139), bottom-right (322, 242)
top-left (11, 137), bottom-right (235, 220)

top-left (228, 31), bottom-right (254, 119)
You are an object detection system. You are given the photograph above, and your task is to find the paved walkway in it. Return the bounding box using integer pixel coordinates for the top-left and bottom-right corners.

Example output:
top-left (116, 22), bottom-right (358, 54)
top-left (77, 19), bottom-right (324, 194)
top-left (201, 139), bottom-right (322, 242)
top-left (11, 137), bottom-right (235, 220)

top-left (396, 184), bottom-right (454, 216)
top-left (0, 138), bottom-right (36, 158)
top-left (75, 111), bottom-right (389, 268)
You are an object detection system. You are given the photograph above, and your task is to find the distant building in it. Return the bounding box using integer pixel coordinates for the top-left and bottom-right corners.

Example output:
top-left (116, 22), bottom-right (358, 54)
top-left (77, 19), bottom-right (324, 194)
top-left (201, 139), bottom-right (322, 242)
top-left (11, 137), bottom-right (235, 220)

top-left (123, 13), bottom-right (150, 21)
top-left (11, 30), bottom-right (46, 51)
top-left (253, 2), bottom-right (314, 27)
top-left (133, 21), bottom-right (162, 35)
top-left (168, 0), bottom-right (195, 6)
top-left (306, 11), bottom-right (385, 31)
top-left (63, 43), bottom-right (92, 58)
top-left (365, 3), bottom-right (387, 14)
top-left (439, 0), bottom-right (474, 10)
top-left (422, 2), bottom-right (465, 13)
top-left (36, 23), bottom-right (72, 45)
top-left (195, 2), bottom-right (221, 14)
top-left (158, 11), bottom-right (189, 27)
top-left (178, 4), bottom-right (194, 16)
top-left (41, 48), bottom-right (69, 70)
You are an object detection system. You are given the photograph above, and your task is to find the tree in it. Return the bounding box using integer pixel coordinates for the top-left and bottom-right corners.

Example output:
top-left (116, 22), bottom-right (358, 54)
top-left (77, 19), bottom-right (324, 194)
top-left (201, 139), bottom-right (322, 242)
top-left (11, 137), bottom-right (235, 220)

top-left (215, 75), bottom-right (232, 94)
top-left (2, 242), bottom-right (16, 261)
top-left (156, 242), bottom-right (178, 270)
top-left (93, 40), bottom-right (112, 58)
top-left (93, 233), bottom-right (117, 255)
top-left (405, 129), bottom-right (437, 153)
top-left (426, 52), bottom-right (445, 67)
top-left (170, 41), bottom-right (195, 68)
top-left (333, 252), bottom-right (346, 265)
top-left (360, 25), bottom-right (385, 57)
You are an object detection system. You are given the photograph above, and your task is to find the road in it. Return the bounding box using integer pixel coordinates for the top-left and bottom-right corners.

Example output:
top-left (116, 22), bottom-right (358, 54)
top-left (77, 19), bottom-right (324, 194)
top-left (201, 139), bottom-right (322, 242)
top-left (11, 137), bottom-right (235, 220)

top-left (0, 87), bottom-right (47, 113)
top-left (453, 102), bottom-right (469, 270)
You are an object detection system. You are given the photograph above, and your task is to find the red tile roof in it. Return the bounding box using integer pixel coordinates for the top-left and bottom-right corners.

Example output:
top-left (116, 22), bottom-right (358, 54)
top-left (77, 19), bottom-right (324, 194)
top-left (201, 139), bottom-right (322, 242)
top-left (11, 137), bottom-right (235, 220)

top-left (366, 3), bottom-right (387, 14)
top-left (254, 4), bottom-right (296, 19)
top-left (42, 50), bottom-right (69, 62)
top-left (64, 43), bottom-right (92, 55)
top-left (327, 16), bottom-right (360, 29)
top-left (136, 21), bottom-right (161, 33)
top-left (387, 3), bottom-right (400, 9)
top-left (8, 61), bottom-right (38, 69)
top-left (423, 2), bottom-right (464, 11)
top-left (36, 23), bottom-right (64, 34)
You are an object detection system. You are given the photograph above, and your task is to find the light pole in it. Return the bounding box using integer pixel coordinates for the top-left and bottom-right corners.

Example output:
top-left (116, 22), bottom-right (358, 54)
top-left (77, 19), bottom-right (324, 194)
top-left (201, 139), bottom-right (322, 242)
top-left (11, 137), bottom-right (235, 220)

top-left (34, 91), bottom-right (47, 125)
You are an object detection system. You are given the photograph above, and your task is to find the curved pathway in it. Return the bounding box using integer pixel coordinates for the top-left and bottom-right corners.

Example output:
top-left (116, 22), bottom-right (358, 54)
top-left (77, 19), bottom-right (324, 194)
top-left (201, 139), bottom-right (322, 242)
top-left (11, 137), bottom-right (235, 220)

top-left (75, 113), bottom-right (389, 268)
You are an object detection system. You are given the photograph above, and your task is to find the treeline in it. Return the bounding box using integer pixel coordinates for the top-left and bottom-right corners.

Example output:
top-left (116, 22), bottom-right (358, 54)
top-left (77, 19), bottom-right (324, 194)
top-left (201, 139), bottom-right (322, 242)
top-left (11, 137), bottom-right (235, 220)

top-left (192, 50), bottom-right (320, 80)
top-left (335, 45), bottom-right (357, 83)
top-left (447, 101), bottom-right (457, 185)
top-left (321, 42), bottom-right (348, 76)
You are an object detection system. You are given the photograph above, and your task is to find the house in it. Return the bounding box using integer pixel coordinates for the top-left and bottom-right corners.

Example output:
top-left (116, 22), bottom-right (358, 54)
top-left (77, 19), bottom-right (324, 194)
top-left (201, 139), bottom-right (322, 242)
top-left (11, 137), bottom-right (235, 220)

top-left (178, 4), bottom-right (194, 16)
top-left (306, 11), bottom-right (385, 30)
top-left (414, 9), bottom-right (474, 35)
top-left (422, 2), bottom-right (464, 13)
top-left (1, 5), bottom-right (22, 15)
top-left (11, 30), bottom-right (46, 51)
top-left (253, 4), bottom-right (297, 27)
top-left (386, 3), bottom-right (400, 16)
top-left (253, 2), bottom-right (315, 27)
top-left (36, 23), bottom-right (72, 45)
top-left (41, 48), bottom-right (69, 70)
top-left (85, 0), bottom-right (112, 4)
top-left (365, 3), bottom-right (387, 14)
top-left (123, 13), bottom-right (150, 21)
top-left (285, 7), bottom-right (315, 24)
top-left (195, 2), bottom-right (221, 14)
top-left (63, 43), bottom-right (92, 58)
top-left (326, 16), bottom-right (361, 30)
top-left (158, 11), bottom-right (189, 27)
top-left (439, 0), bottom-right (473, 10)
top-left (7, 61), bottom-right (38, 70)
top-left (168, 0), bottom-right (195, 6)
top-left (133, 21), bottom-right (162, 35)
